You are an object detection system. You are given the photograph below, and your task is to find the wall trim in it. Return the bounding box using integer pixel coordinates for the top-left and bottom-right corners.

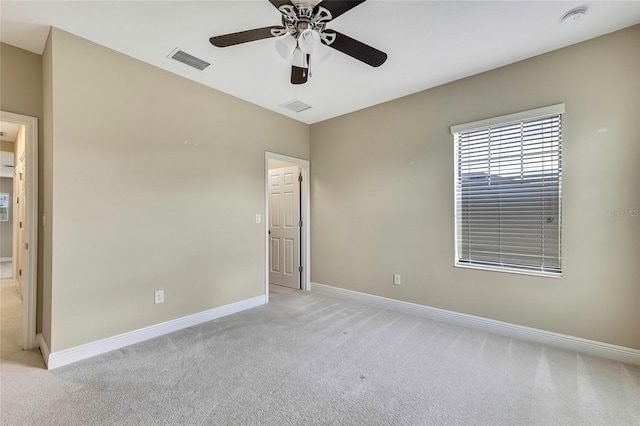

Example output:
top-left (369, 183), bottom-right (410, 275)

top-left (46, 295), bottom-right (266, 369)
top-left (0, 257), bottom-right (13, 262)
top-left (310, 282), bottom-right (640, 366)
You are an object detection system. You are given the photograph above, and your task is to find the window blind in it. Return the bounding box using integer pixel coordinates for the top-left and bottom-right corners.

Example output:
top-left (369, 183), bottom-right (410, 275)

top-left (454, 112), bottom-right (562, 275)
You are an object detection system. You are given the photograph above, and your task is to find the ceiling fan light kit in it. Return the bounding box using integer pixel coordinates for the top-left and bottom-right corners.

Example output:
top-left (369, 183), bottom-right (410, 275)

top-left (209, 0), bottom-right (387, 86)
top-left (275, 34), bottom-right (297, 60)
top-left (298, 28), bottom-right (320, 54)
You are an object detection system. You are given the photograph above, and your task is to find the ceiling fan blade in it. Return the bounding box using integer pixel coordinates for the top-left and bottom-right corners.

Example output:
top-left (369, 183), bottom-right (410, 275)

top-left (210, 26), bottom-right (285, 47)
top-left (315, 0), bottom-right (367, 19)
top-left (291, 66), bottom-right (308, 85)
top-left (325, 31), bottom-right (387, 67)
top-left (268, 0), bottom-right (293, 10)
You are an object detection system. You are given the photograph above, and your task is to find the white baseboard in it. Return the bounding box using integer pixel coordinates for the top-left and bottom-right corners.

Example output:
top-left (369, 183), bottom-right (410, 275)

top-left (310, 282), bottom-right (640, 366)
top-left (37, 333), bottom-right (50, 368)
top-left (0, 257), bottom-right (12, 262)
top-left (46, 295), bottom-right (266, 369)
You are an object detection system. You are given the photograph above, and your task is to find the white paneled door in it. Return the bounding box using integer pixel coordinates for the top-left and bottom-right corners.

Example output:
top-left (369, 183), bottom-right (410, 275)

top-left (269, 166), bottom-right (300, 289)
top-left (15, 151), bottom-right (25, 296)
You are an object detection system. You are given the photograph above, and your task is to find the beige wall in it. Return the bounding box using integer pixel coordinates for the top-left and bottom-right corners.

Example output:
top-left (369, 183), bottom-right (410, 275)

top-left (310, 26), bottom-right (640, 349)
top-left (0, 42), bottom-right (45, 335)
top-left (47, 28), bottom-right (309, 352)
top-left (0, 43), bottom-right (42, 116)
top-left (1, 141), bottom-right (15, 152)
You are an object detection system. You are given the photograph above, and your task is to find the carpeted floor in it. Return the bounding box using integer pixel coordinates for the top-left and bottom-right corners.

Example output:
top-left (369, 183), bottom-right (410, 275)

top-left (1, 283), bottom-right (23, 356)
top-left (1, 285), bottom-right (639, 425)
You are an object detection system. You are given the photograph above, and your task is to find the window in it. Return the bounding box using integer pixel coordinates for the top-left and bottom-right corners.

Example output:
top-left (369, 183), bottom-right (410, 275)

top-left (450, 104), bottom-right (563, 277)
top-left (0, 193), bottom-right (8, 221)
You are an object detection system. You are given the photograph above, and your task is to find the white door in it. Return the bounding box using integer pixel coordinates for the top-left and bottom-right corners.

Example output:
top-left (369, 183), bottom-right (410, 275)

top-left (269, 166), bottom-right (300, 289)
top-left (15, 153), bottom-right (25, 297)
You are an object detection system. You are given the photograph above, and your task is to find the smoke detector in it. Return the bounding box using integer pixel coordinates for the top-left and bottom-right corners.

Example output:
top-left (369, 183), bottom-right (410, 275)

top-left (561, 7), bottom-right (587, 24)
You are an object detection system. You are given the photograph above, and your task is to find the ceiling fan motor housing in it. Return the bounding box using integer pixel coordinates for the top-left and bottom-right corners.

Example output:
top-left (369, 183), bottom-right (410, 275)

top-left (279, 4), bottom-right (334, 44)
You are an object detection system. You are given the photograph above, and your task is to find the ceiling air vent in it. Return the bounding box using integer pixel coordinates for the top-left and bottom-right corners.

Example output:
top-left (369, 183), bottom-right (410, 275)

top-left (168, 48), bottom-right (210, 70)
top-left (282, 99), bottom-right (311, 113)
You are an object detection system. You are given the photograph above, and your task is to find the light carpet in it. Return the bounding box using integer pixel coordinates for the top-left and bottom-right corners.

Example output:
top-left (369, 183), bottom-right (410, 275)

top-left (1, 284), bottom-right (23, 356)
top-left (1, 285), bottom-right (639, 425)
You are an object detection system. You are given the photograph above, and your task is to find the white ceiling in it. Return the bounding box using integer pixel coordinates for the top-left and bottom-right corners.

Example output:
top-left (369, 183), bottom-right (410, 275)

top-left (0, 121), bottom-right (21, 143)
top-left (1, 1), bottom-right (639, 124)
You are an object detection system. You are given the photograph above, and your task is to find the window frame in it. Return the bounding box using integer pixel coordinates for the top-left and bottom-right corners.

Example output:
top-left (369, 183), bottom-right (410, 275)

top-left (450, 104), bottom-right (564, 278)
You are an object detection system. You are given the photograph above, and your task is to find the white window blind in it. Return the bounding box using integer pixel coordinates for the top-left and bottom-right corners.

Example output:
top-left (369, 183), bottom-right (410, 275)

top-left (452, 106), bottom-right (563, 276)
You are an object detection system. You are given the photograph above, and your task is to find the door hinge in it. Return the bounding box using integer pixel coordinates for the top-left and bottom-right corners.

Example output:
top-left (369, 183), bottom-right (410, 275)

top-left (298, 174), bottom-right (302, 182)
top-left (16, 197), bottom-right (19, 204)
top-left (298, 220), bottom-right (303, 227)
top-left (25, 243), bottom-right (28, 250)
top-left (19, 221), bottom-right (23, 229)
top-left (298, 266), bottom-right (303, 272)
top-left (19, 269), bottom-right (22, 277)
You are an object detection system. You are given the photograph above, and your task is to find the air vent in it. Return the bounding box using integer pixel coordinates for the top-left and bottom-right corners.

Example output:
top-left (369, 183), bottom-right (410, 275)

top-left (168, 48), bottom-right (210, 70)
top-left (282, 99), bottom-right (312, 113)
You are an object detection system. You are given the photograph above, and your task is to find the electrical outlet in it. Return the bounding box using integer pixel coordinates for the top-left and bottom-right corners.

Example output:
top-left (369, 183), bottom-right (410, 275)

top-left (256, 213), bottom-right (262, 224)
top-left (393, 274), bottom-right (401, 285)
top-left (154, 290), bottom-right (164, 304)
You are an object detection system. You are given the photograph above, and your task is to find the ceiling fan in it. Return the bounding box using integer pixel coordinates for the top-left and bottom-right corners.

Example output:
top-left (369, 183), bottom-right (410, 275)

top-left (209, 0), bottom-right (387, 85)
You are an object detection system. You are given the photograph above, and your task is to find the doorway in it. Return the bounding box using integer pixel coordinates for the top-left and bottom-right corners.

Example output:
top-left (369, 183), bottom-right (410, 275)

top-left (0, 111), bottom-right (38, 351)
top-left (265, 152), bottom-right (310, 302)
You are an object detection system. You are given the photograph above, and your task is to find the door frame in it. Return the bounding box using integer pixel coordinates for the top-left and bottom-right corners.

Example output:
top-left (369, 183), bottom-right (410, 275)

top-left (0, 111), bottom-right (38, 350)
top-left (264, 152), bottom-right (310, 302)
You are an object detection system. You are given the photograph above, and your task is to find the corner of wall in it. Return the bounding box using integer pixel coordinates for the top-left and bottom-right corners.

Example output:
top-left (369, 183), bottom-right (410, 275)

top-left (41, 27), bottom-right (53, 348)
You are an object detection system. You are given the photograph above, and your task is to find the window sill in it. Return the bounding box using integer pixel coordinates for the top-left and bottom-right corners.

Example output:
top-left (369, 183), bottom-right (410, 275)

top-left (454, 262), bottom-right (562, 279)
